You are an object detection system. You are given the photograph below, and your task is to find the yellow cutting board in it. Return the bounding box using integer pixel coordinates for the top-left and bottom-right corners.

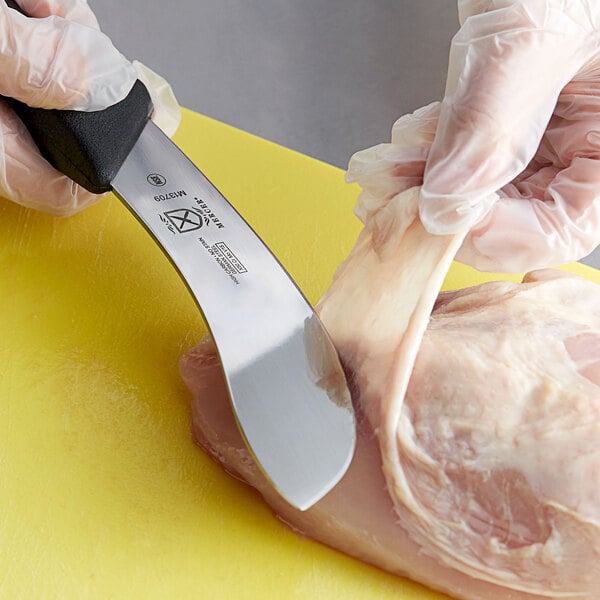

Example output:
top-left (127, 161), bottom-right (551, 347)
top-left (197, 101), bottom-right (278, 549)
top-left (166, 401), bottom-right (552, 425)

top-left (1, 108), bottom-right (598, 600)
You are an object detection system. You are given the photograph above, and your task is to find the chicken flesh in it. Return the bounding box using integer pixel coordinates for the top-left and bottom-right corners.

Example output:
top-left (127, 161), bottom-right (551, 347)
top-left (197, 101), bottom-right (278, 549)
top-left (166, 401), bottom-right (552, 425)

top-left (180, 187), bottom-right (600, 599)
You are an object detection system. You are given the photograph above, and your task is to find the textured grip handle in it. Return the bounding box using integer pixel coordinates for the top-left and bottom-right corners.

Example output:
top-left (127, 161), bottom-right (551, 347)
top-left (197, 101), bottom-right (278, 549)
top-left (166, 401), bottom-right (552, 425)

top-left (4, 0), bottom-right (154, 193)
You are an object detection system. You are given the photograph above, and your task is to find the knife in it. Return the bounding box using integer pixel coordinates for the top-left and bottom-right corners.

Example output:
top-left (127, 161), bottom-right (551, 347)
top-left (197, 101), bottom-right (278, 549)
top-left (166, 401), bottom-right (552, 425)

top-left (4, 0), bottom-right (355, 511)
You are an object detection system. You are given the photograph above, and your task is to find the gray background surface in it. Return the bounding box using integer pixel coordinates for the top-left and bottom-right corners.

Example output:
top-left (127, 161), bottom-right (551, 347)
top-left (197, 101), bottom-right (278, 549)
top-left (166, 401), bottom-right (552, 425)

top-left (92, 0), bottom-right (458, 169)
top-left (92, 0), bottom-right (600, 268)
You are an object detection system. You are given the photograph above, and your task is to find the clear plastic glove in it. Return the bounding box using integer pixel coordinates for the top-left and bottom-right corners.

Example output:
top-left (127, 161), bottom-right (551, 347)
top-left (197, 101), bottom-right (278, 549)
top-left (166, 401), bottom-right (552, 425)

top-left (348, 0), bottom-right (600, 272)
top-left (0, 0), bottom-right (181, 216)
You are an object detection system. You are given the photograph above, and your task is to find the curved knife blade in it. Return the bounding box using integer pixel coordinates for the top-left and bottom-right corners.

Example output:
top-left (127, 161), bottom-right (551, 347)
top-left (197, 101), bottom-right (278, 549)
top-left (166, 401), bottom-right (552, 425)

top-left (112, 121), bottom-right (356, 510)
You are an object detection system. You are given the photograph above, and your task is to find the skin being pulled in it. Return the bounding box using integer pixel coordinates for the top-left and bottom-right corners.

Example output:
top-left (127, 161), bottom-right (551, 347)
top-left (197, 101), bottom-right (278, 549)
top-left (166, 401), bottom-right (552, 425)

top-left (180, 187), bottom-right (600, 600)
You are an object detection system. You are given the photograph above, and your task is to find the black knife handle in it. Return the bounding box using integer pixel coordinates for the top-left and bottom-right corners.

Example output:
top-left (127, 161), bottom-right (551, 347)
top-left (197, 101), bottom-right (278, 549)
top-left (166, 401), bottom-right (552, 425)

top-left (4, 0), bottom-right (153, 193)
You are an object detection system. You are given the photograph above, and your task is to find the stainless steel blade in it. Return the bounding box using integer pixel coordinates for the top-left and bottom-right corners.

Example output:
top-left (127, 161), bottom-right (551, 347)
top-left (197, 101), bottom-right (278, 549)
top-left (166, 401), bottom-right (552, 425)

top-left (111, 121), bottom-right (356, 510)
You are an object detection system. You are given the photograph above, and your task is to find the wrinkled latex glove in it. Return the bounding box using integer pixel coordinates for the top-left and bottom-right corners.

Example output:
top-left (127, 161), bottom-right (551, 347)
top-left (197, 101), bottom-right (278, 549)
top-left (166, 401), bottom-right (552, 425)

top-left (348, 0), bottom-right (600, 272)
top-left (0, 0), bottom-right (181, 216)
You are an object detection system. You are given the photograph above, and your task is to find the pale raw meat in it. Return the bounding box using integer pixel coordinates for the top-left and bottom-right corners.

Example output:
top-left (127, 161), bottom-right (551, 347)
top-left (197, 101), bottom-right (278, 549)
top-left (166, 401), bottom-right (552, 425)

top-left (180, 187), bottom-right (600, 599)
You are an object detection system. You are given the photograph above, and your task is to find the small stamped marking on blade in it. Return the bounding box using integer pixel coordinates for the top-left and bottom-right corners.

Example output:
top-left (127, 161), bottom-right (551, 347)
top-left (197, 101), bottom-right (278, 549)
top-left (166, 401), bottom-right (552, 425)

top-left (161, 208), bottom-right (208, 233)
top-left (153, 189), bottom-right (187, 202)
top-left (158, 197), bottom-right (226, 235)
top-left (151, 185), bottom-right (244, 285)
top-left (147, 173), bottom-right (166, 186)
top-left (194, 197), bottom-right (225, 229)
top-left (214, 242), bottom-right (248, 274)
top-left (198, 237), bottom-right (248, 285)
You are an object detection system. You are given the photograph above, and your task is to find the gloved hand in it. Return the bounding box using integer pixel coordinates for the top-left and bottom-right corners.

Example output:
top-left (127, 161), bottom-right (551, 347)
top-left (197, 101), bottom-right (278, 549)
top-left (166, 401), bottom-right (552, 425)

top-left (0, 0), bottom-right (180, 216)
top-left (348, 0), bottom-right (600, 272)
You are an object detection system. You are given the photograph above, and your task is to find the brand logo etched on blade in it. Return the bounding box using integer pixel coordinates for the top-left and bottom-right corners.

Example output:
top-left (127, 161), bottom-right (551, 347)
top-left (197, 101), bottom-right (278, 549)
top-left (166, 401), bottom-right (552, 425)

top-left (162, 208), bottom-right (209, 233)
top-left (147, 173), bottom-right (166, 186)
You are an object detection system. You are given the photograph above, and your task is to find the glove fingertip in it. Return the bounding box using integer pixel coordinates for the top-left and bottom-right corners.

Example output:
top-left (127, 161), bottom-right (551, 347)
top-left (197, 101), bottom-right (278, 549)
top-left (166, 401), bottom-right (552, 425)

top-left (419, 189), bottom-right (498, 235)
top-left (15, 0), bottom-right (101, 29)
top-left (133, 60), bottom-right (181, 138)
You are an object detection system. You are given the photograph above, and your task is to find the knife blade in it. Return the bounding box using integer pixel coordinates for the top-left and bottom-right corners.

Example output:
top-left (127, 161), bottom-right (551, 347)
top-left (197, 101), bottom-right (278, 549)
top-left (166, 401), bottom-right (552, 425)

top-left (4, 1), bottom-right (355, 510)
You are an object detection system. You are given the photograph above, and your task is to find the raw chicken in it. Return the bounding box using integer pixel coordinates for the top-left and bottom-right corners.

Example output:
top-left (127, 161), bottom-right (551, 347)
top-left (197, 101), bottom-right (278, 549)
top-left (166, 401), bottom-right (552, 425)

top-left (180, 187), bottom-right (600, 599)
